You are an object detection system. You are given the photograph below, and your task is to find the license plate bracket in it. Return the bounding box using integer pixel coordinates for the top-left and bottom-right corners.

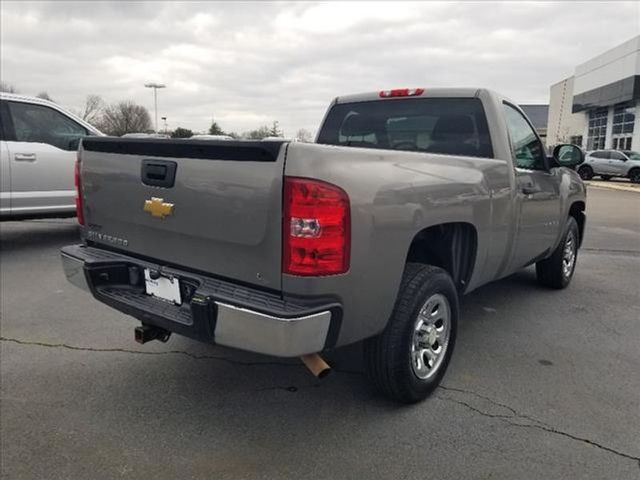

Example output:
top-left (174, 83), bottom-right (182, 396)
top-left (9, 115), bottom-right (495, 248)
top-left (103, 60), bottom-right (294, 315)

top-left (144, 269), bottom-right (182, 305)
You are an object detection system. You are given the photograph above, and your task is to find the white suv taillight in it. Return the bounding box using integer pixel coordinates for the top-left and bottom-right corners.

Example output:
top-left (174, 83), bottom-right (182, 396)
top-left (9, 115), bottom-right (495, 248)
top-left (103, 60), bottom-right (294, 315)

top-left (283, 177), bottom-right (350, 276)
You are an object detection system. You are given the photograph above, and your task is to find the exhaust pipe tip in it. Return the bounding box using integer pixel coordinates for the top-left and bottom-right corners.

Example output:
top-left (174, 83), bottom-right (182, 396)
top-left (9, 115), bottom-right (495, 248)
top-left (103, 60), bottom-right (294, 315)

top-left (300, 353), bottom-right (331, 379)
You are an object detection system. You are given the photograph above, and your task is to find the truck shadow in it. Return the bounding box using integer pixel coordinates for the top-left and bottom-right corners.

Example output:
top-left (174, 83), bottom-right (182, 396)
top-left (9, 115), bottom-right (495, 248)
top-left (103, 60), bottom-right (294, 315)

top-left (94, 266), bottom-right (547, 412)
top-left (0, 219), bottom-right (79, 253)
top-left (17, 265), bottom-right (574, 477)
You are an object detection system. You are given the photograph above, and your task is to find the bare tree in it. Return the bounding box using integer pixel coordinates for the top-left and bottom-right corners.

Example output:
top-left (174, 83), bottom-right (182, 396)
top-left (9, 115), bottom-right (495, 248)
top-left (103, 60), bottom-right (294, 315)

top-left (79, 94), bottom-right (105, 124)
top-left (295, 128), bottom-right (313, 142)
top-left (242, 125), bottom-right (272, 140)
top-left (97, 101), bottom-right (152, 136)
top-left (0, 82), bottom-right (19, 93)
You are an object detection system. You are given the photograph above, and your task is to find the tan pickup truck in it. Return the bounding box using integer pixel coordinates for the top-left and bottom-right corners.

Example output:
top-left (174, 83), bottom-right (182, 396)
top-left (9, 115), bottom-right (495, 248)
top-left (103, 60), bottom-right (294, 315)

top-left (62, 87), bottom-right (586, 403)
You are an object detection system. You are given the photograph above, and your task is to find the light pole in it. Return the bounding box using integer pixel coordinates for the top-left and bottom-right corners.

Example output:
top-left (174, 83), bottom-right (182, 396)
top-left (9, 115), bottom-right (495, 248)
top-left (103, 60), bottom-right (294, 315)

top-left (144, 83), bottom-right (166, 133)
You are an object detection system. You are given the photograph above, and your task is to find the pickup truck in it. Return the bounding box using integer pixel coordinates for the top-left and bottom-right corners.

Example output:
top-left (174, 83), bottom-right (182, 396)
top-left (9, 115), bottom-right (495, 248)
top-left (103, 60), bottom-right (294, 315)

top-left (61, 88), bottom-right (586, 403)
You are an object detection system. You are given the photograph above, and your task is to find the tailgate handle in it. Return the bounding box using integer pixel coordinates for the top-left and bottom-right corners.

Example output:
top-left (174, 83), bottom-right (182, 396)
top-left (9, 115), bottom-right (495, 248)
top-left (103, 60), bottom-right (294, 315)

top-left (141, 160), bottom-right (177, 188)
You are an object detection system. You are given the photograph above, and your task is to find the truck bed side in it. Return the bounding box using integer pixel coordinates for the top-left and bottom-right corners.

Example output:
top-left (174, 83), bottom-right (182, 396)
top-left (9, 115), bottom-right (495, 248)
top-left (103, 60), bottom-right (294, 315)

top-left (281, 141), bottom-right (513, 346)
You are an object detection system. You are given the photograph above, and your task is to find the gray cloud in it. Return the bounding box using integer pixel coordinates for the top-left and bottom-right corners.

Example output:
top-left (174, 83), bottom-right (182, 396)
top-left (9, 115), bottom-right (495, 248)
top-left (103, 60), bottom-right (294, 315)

top-left (2, 1), bottom-right (638, 136)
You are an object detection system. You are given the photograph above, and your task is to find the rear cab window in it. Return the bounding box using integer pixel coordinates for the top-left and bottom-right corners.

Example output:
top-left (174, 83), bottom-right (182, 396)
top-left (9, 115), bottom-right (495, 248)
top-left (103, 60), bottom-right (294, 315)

top-left (317, 97), bottom-right (494, 158)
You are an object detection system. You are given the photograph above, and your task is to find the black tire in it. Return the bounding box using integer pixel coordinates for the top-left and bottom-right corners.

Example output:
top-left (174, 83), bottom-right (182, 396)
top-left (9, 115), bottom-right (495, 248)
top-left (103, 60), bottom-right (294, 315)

top-left (364, 263), bottom-right (458, 403)
top-left (536, 216), bottom-right (579, 289)
top-left (578, 165), bottom-right (593, 180)
top-left (629, 168), bottom-right (640, 184)
top-left (600, 175), bottom-right (611, 181)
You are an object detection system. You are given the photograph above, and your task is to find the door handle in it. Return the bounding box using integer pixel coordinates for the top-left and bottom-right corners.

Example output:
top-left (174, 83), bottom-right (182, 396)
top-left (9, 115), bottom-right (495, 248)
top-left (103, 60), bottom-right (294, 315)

top-left (14, 153), bottom-right (36, 162)
top-left (141, 159), bottom-right (177, 188)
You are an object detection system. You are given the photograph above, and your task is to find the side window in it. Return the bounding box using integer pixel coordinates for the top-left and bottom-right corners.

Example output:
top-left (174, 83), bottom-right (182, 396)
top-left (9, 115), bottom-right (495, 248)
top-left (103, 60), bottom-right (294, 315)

top-left (610, 151), bottom-right (625, 161)
top-left (502, 103), bottom-right (546, 170)
top-left (0, 101), bottom-right (11, 141)
top-left (6, 101), bottom-right (88, 151)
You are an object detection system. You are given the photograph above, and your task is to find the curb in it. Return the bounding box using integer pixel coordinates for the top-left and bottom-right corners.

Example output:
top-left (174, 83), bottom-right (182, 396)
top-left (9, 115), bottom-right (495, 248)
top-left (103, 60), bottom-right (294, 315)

top-left (584, 181), bottom-right (640, 193)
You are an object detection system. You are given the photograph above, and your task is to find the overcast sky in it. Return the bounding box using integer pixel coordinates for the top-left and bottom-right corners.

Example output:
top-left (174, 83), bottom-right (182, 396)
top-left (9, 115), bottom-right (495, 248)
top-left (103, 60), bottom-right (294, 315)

top-left (2, 1), bottom-right (639, 136)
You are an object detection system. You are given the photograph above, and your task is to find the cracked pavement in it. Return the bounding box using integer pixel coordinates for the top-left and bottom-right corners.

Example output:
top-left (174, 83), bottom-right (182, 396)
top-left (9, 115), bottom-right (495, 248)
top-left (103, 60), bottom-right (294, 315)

top-left (1, 187), bottom-right (639, 479)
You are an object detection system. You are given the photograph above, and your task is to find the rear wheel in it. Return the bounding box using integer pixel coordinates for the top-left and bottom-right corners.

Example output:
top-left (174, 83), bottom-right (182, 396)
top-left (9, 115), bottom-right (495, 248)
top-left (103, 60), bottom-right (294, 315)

top-left (629, 168), bottom-right (640, 184)
top-left (600, 175), bottom-right (611, 181)
top-left (536, 216), bottom-right (579, 289)
top-left (364, 264), bottom-right (458, 403)
top-left (578, 165), bottom-right (593, 180)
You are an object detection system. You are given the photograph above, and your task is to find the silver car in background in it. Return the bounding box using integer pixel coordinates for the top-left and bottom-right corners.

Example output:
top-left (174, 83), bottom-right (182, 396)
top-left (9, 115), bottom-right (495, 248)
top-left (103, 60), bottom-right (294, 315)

top-left (578, 149), bottom-right (640, 183)
top-left (0, 93), bottom-right (102, 218)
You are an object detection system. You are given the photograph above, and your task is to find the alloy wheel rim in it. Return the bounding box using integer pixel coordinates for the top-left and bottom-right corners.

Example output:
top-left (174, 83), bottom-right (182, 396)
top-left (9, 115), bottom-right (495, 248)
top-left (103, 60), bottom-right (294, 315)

top-left (410, 293), bottom-right (451, 380)
top-left (562, 231), bottom-right (576, 279)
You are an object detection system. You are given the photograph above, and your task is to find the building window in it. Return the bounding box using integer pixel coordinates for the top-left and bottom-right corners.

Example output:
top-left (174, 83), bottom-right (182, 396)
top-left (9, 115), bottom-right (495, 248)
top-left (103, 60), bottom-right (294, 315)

top-left (611, 102), bottom-right (634, 150)
top-left (612, 102), bottom-right (635, 134)
top-left (570, 135), bottom-right (583, 147)
top-left (586, 107), bottom-right (608, 150)
top-left (613, 137), bottom-right (632, 150)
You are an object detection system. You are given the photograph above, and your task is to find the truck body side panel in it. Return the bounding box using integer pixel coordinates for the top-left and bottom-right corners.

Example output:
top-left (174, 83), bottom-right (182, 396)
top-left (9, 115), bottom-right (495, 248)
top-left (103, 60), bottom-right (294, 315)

top-left (282, 141), bottom-right (513, 346)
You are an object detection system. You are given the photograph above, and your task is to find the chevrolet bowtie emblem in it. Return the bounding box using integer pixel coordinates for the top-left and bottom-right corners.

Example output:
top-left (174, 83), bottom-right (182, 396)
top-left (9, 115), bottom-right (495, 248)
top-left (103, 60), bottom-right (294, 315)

top-left (143, 197), bottom-right (174, 219)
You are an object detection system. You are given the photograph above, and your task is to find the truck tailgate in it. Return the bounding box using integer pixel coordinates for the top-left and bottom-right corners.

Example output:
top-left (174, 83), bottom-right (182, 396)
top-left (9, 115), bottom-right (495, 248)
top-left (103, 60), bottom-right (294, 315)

top-left (80, 138), bottom-right (286, 290)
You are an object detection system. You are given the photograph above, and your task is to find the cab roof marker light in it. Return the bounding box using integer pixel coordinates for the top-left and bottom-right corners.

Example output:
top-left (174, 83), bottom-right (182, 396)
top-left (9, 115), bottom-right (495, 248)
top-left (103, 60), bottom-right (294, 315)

top-left (379, 88), bottom-right (425, 98)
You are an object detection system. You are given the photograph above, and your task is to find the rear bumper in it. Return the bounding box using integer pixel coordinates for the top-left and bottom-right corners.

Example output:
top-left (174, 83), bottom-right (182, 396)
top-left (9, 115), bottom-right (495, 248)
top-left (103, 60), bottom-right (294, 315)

top-left (61, 245), bottom-right (341, 357)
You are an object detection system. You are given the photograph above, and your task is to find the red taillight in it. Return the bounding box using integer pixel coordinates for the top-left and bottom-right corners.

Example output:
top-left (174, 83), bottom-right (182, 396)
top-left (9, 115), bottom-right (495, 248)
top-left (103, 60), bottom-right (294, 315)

top-left (74, 156), bottom-right (84, 225)
top-left (379, 88), bottom-right (424, 98)
top-left (283, 177), bottom-right (350, 276)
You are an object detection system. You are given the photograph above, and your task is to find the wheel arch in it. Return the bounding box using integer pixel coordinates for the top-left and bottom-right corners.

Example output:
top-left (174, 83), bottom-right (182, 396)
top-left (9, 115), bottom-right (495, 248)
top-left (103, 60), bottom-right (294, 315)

top-left (404, 222), bottom-right (478, 293)
top-left (569, 201), bottom-right (586, 247)
top-left (628, 166), bottom-right (640, 180)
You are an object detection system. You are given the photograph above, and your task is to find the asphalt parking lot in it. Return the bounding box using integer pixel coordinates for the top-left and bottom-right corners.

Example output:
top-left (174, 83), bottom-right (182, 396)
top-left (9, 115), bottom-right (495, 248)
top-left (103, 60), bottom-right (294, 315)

top-left (1, 186), bottom-right (639, 479)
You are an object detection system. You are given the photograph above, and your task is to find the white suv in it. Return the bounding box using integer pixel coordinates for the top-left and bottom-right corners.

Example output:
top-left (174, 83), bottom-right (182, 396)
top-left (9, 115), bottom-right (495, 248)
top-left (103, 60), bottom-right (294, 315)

top-left (578, 149), bottom-right (640, 183)
top-left (0, 93), bottom-right (102, 218)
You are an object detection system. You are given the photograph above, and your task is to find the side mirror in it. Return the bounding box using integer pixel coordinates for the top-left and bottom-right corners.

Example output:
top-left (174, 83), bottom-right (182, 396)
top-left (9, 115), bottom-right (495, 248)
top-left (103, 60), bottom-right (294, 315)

top-left (553, 144), bottom-right (584, 168)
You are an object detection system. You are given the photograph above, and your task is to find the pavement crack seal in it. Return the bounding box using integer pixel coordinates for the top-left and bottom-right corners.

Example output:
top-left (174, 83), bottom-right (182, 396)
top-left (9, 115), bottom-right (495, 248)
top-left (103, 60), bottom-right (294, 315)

top-left (8, 337), bottom-right (636, 465)
top-left (508, 422), bottom-right (640, 465)
top-left (437, 385), bottom-right (640, 466)
top-left (0, 336), bottom-right (361, 376)
top-left (0, 336), bottom-right (298, 368)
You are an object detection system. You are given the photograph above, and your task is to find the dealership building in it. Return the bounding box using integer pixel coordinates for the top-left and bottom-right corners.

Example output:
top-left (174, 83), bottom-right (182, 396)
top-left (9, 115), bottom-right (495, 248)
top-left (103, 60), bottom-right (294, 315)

top-left (547, 35), bottom-right (640, 151)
